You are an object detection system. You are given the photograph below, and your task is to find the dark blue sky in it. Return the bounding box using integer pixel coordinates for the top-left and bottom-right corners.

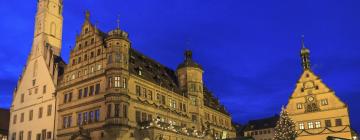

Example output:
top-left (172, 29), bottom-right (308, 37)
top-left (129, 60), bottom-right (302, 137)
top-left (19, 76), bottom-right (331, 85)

top-left (1, 0), bottom-right (359, 131)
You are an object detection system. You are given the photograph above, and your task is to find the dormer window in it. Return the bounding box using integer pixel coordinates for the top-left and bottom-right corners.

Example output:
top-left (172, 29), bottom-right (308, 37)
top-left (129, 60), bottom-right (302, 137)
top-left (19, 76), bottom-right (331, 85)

top-left (85, 28), bottom-right (89, 34)
top-left (137, 67), bottom-right (143, 76)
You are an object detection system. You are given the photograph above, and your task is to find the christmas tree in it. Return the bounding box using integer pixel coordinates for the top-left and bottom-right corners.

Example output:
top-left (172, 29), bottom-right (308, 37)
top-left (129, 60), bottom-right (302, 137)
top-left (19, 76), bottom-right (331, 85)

top-left (273, 106), bottom-right (297, 140)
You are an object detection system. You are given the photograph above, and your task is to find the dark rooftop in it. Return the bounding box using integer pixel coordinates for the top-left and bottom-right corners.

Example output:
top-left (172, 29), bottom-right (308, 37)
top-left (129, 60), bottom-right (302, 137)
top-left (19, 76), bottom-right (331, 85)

top-left (243, 115), bottom-right (279, 131)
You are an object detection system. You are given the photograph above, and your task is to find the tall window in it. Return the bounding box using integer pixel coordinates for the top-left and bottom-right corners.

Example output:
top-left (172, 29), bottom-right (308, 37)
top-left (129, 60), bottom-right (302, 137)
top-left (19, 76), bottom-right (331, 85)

top-left (38, 107), bottom-right (43, 118)
top-left (13, 115), bottom-right (17, 124)
top-left (63, 116), bottom-right (71, 128)
top-left (29, 110), bottom-right (33, 121)
top-left (27, 131), bottom-right (32, 140)
top-left (89, 111), bottom-right (94, 123)
top-left (84, 87), bottom-right (88, 97)
top-left (336, 119), bottom-right (342, 126)
top-left (115, 53), bottom-right (121, 63)
top-left (308, 122), bottom-right (314, 129)
top-left (107, 104), bottom-right (112, 118)
top-left (19, 131), bottom-right (23, 140)
top-left (43, 85), bottom-right (46, 94)
top-left (296, 103), bottom-right (302, 109)
top-left (136, 85), bottom-right (141, 96)
top-left (136, 111), bottom-right (141, 123)
top-left (64, 94), bottom-right (68, 103)
top-left (114, 77), bottom-right (121, 87)
top-left (108, 77), bottom-right (113, 88)
top-left (77, 113), bottom-right (82, 126)
top-left (123, 105), bottom-right (128, 118)
top-left (95, 84), bottom-right (100, 94)
top-left (21, 94), bottom-right (24, 103)
top-left (315, 121), bottom-right (321, 128)
top-left (169, 99), bottom-right (176, 109)
top-left (190, 97), bottom-right (197, 106)
top-left (78, 89), bottom-right (83, 99)
top-left (108, 54), bottom-right (113, 64)
top-left (115, 104), bottom-right (120, 117)
top-left (89, 85), bottom-right (94, 96)
top-left (47, 105), bottom-right (52, 116)
top-left (122, 78), bottom-right (127, 88)
top-left (192, 115), bottom-right (197, 123)
top-left (95, 109), bottom-right (100, 122)
top-left (20, 113), bottom-right (24, 123)
top-left (325, 120), bottom-right (331, 127)
top-left (83, 112), bottom-right (88, 124)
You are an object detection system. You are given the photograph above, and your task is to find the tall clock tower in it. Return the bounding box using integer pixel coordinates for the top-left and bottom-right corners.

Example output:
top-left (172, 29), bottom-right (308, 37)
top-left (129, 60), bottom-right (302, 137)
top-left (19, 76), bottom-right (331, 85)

top-left (285, 38), bottom-right (353, 140)
top-left (9, 0), bottom-right (64, 140)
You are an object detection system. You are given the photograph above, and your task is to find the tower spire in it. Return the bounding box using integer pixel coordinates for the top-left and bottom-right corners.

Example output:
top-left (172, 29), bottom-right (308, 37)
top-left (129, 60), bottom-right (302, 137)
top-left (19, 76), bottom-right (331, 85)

top-left (117, 15), bottom-right (120, 29)
top-left (300, 35), bottom-right (311, 70)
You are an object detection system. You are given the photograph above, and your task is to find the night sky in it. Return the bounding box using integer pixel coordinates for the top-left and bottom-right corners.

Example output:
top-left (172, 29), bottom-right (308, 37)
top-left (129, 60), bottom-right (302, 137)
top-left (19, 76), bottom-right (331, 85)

top-left (1, 0), bottom-right (359, 131)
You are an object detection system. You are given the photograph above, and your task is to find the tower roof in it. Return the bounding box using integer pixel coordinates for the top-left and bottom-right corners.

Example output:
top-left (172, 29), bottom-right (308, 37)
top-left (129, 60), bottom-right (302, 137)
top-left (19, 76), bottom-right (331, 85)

top-left (177, 50), bottom-right (202, 70)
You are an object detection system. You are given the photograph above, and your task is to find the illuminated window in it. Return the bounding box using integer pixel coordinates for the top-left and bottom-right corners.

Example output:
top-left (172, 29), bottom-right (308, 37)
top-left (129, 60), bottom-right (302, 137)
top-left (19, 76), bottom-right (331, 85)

top-left (308, 122), bottom-right (314, 129)
top-left (315, 121), bottom-right (321, 128)
top-left (321, 99), bottom-right (328, 106)
top-left (297, 103), bottom-right (303, 109)
top-left (114, 76), bottom-right (121, 87)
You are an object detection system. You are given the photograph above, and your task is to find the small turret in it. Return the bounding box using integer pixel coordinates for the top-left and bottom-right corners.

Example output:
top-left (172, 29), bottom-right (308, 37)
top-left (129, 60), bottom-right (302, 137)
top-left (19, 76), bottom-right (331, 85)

top-left (300, 36), bottom-right (311, 70)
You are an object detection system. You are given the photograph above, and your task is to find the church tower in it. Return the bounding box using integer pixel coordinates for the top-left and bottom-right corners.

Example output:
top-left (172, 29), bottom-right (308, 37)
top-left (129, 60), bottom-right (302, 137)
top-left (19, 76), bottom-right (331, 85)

top-left (285, 38), bottom-right (353, 140)
top-left (9, 0), bottom-right (64, 140)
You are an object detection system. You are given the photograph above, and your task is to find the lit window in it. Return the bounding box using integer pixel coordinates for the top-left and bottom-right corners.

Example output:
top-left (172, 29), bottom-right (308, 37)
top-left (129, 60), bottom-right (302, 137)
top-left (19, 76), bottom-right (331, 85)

top-left (71, 74), bottom-right (75, 80)
top-left (315, 121), bottom-right (321, 128)
top-left (122, 78), bottom-right (127, 88)
top-left (91, 66), bottom-right (94, 73)
top-left (321, 99), bottom-right (328, 106)
top-left (308, 122), bottom-right (314, 129)
top-left (297, 103), bottom-right (303, 109)
top-left (97, 64), bottom-right (102, 70)
top-left (114, 76), bottom-right (121, 87)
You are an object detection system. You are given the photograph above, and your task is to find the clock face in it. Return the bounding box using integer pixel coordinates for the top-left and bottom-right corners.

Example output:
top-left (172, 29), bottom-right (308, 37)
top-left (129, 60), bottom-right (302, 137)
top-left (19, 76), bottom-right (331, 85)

top-left (308, 96), bottom-right (314, 102)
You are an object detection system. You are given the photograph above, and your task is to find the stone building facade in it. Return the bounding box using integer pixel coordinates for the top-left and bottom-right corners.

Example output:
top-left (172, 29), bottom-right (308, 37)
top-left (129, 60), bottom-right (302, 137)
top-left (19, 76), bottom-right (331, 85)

top-left (285, 39), bottom-right (354, 140)
top-left (9, 0), bottom-right (64, 140)
top-left (55, 12), bottom-right (236, 140)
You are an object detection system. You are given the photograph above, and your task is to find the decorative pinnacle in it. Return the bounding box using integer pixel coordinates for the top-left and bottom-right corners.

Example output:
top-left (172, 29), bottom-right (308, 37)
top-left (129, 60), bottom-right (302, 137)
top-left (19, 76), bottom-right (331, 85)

top-left (301, 34), bottom-right (305, 49)
top-left (116, 15), bottom-right (120, 29)
top-left (185, 50), bottom-right (192, 60)
top-left (85, 10), bottom-right (90, 21)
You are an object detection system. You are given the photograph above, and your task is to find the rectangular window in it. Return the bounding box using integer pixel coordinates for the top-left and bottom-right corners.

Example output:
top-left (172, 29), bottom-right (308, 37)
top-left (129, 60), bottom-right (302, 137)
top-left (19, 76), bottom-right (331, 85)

top-left (115, 104), bottom-right (120, 117)
top-left (13, 115), bottom-right (17, 124)
top-left (95, 109), bottom-right (100, 122)
top-left (190, 97), bottom-right (197, 106)
top-left (95, 84), bottom-right (100, 94)
top-left (142, 88), bottom-right (147, 98)
top-left (21, 94), bottom-right (24, 103)
top-left (321, 99), bottom-right (329, 106)
top-left (108, 54), bottom-right (113, 64)
top-left (68, 92), bottom-right (72, 102)
top-left (122, 78), bottom-right (127, 88)
top-left (296, 103), bottom-right (303, 109)
top-left (77, 113), bottom-right (82, 126)
top-left (12, 132), bottom-right (16, 140)
top-left (148, 90), bottom-right (153, 100)
top-left (308, 122), bottom-right (314, 129)
top-left (63, 116), bottom-right (67, 128)
top-left (136, 85), bottom-right (141, 96)
top-left (123, 105), bottom-right (128, 118)
top-left (43, 85), bottom-right (46, 94)
top-left (27, 131), bottom-right (32, 140)
top-left (141, 112), bottom-right (147, 122)
top-left (108, 77), bottom-right (112, 88)
top-left (315, 121), bottom-right (321, 128)
top-left (19, 131), bottom-right (23, 140)
top-left (192, 115), bottom-right (197, 123)
top-left (47, 105), bottom-right (52, 116)
top-left (114, 77), bottom-right (121, 87)
top-left (136, 111), bottom-right (141, 123)
top-left (46, 132), bottom-right (51, 139)
top-left (107, 104), bottom-right (112, 118)
top-left (29, 110), bottom-right (33, 121)
top-left (148, 114), bottom-right (152, 121)
top-left (170, 99), bottom-right (176, 109)
top-left (41, 130), bottom-right (46, 140)
top-left (83, 112), bottom-right (88, 124)
top-left (35, 88), bottom-right (38, 94)
top-left (68, 116), bottom-right (72, 128)
top-left (20, 113), bottom-right (24, 122)
top-left (89, 111), bottom-right (94, 123)
top-left (38, 107), bottom-right (43, 118)
top-left (36, 134), bottom-right (41, 140)
top-left (325, 120), bottom-right (331, 127)
top-left (336, 119), bottom-right (342, 126)
top-left (78, 89), bottom-right (83, 99)
top-left (84, 87), bottom-right (88, 97)
top-left (89, 85), bottom-right (94, 96)
top-left (63, 94), bottom-right (68, 103)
